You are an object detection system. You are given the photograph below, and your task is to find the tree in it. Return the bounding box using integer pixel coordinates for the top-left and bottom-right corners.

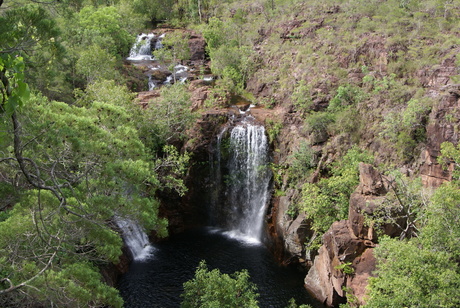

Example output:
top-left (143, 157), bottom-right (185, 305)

top-left (142, 83), bottom-right (198, 150)
top-left (365, 237), bottom-right (460, 308)
top-left (421, 182), bottom-right (460, 259)
top-left (181, 260), bottom-right (259, 308)
top-left (0, 68), bottom-right (169, 306)
top-left (368, 171), bottom-right (429, 240)
top-left (297, 146), bottom-right (373, 247)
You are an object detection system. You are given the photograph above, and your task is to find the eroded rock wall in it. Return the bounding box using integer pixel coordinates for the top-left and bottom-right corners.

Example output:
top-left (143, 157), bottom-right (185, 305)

top-left (305, 164), bottom-right (385, 306)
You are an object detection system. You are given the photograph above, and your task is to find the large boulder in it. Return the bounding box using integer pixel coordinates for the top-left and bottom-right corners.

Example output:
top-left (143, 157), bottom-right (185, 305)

top-left (304, 220), bottom-right (370, 307)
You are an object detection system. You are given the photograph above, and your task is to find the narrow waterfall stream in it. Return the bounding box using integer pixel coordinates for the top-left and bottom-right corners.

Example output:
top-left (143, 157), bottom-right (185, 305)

top-left (116, 218), bottom-right (154, 261)
top-left (118, 115), bottom-right (321, 307)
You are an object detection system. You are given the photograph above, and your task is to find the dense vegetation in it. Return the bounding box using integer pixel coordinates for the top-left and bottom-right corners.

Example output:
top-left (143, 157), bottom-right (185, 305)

top-left (1, 0), bottom-right (459, 307)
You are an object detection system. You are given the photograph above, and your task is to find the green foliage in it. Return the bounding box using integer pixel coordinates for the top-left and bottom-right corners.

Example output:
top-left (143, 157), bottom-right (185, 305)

top-left (131, 0), bottom-right (174, 24)
top-left (334, 262), bottom-right (354, 275)
top-left (201, 17), bottom-right (257, 94)
top-left (298, 146), bottom-right (373, 247)
top-left (438, 141), bottom-right (460, 180)
top-left (328, 85), bottom-right (364, 113)
top-left (75, 44), bottom-right (119, 83)
top-left (265, 118), bottom-right (283, 143)
top-left (287, 141), bottom-right (316, 183)
top-left (0, 86), bottom-right (173, 305)
top-left (181, 260), bottom-right (259, 308)
top-left (0, 55), bottom-right (30, 116)
top-left (285, 298), bottom-right (313, 308)
top-left (422, 181), bottom-right (460, 259)
top-left (380, 97), bottom-right (433, 160)
top-left (366, 236), bottom-right (460, 308)
top-left (367, 171), bottom-right (428, 240)
top-left (0, 3), bottom-right (61, 56)
top-left (143, 83), bottom-right (198, 150)
top-left (153, 31), bottom-right (191, 80)
top-left (304, 112), bottom-right (335, 144)
top-left (153, 145), bottom-right (191, 196)
top-left (291, 80), bottom-right (313, 112)
top-left (75, 5), bottom-right (133, 56)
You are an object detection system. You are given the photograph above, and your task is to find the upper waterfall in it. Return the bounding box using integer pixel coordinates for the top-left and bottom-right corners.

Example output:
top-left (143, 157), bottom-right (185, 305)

top-left (127, 33), bottom-right (163, 61)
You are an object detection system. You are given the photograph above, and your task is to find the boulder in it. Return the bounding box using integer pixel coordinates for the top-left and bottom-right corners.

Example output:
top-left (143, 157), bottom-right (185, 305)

top-left (190, 86), bottom-right (209, 111)
top-left (188, 34), bottom-right (206, 62)
top-left (305, 220), bottom-right (367, 306)
top-left (150, 69), bottom-right (171, 82)
top-left (347, 247), bottom-right (376, 306)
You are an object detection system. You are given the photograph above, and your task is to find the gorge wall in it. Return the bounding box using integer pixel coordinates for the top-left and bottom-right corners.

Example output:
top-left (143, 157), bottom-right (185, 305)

top-left (148, 22), bottom-right (460, 307)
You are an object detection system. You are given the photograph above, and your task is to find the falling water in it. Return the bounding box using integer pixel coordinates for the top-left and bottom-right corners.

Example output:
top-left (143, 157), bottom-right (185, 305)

top-left (116, 218), bottom-right (154, 261)
top-left (211, 120), bottom-right (271, 243)
top-left (127, 33), bottom-right (163, 61)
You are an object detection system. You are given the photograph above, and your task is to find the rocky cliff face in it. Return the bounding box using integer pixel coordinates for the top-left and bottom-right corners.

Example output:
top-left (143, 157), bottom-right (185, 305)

top-left (420, 83), bottom-right (460, 187)
top-left (304, 163), bottom-right (385, 306)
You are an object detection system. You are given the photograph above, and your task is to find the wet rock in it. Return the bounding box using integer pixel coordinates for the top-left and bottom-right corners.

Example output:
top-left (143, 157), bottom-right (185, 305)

top-left (150, 69), bottom-right (171, 82)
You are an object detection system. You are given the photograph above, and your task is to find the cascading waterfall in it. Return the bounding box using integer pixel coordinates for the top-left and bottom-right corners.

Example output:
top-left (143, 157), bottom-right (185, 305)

top-left (127, 33), bottom-right (163, 61)
top-left (211, 118), bottom-right (271, 243)
top-left (116, 218), bottom-right (154, 261)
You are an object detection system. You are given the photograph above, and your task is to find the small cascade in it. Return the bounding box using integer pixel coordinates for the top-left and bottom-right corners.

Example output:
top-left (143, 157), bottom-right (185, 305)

top-left (127, 33), bottom-right (164, 61)
top-left (211, 118), bottom-right (271, 243)
top-left (116, 218), bottom-right (154, 261)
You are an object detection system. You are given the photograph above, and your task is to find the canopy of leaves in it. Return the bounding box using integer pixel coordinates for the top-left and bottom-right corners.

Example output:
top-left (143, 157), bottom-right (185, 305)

top-left (366, 236), bottom-right (460, 308)
top-left (181, 260), bottom-right (259, 308)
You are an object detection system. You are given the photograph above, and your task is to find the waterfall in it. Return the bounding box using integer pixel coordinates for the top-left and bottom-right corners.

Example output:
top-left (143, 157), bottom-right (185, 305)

top-left (211, 119), bottom-right (271, 243)
top-left (127, 33), bottom-right (161, 61)
top-left (116, 218), bottom-right (154, 261)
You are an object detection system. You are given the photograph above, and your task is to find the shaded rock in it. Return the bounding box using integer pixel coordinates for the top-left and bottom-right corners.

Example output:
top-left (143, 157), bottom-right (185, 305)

top-left (274, 194), bottom-right (315, 263)
top-left (420, 83), bottom-right (460, 187)
top-left (346, 248), bottom-right (376, 306)
top-left (188, 34), bottom-right (206, 62)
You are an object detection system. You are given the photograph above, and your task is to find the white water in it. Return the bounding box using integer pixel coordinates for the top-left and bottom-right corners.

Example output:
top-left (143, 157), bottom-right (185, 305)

top-left (127, 33), bottom-right (164, 61)
top-left (227, 123), bottom-right (270, 242)
top-left (211, 121), bottom-right (271, 243)
top-left (116, 218), bottom-right (154, 261)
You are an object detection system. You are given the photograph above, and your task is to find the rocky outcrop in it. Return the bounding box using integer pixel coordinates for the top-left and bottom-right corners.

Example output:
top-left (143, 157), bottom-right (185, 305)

top-left (305, 164), bottom-right (389, 307)
top-left (420, 83), bottom-right (460, 187)
top-left (188, 33), bottom-right (206, 63)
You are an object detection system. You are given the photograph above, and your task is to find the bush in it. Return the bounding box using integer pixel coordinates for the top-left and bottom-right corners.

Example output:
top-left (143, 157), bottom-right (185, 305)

top-left (298, 146), bottom-right (374, 247)
top-left (181, 261), bottom-right (259, 308)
